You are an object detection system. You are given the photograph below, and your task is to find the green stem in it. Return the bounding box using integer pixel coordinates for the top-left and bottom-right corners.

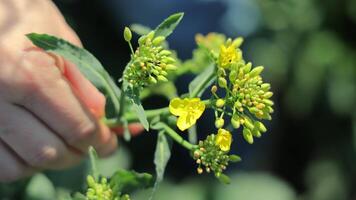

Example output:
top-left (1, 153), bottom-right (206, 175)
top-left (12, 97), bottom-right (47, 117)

top-left (159, 123), bottom-right (198, 150)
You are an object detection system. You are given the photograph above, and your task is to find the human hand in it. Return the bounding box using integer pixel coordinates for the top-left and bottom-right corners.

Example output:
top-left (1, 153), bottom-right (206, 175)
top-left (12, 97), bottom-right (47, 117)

top-left (0, 0), bottom-right (139, 182)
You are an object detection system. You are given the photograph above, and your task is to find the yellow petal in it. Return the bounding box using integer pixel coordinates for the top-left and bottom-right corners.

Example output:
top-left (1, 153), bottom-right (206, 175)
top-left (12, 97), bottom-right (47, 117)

top-left (215, 128), bottom-right (232, 152)
top-left (189, 98), bottom-right (205, 119)
top-left (177, 113), bottom-right (197, 131)
top-left (169, 98), bottom-right (186, 116)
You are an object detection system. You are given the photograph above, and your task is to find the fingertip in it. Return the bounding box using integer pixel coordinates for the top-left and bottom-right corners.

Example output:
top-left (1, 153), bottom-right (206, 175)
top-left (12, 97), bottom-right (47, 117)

top-left (95, 123), bottom-right (118, 157)
top-left (111, 123), bottom-right (144, 137)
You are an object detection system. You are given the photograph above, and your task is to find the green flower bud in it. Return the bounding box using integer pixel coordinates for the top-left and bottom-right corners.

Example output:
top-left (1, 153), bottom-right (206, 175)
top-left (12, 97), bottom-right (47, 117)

top-left (231, 115), bottom-right (240, 129)
top-left (263, 99), bottom-right (274, 106)
top-left (263, 91), bottom-right (273, 98)
top-left (162, 57), bottom-right (176, 64)
top-left (254, 121), bottom-right (267, 133)
top-left (229, 155), bottom-right (242, 162)
top-left (165, 64), bottom-right (177, 70)
top-left (159, 50), bottom-right (172, 56)
top-left (87, 175), bottom-right (96, 188)
top-left (152, 36), bottom-right (166, 46)
top-left (215, 118), bottom-right (225, 128)
top-left (243, 62), bottom-right (252, 73)
top-left (249, 66), bottom-right (264, 77)
top-left (124, 27), bottom-right (132, 42)
top-left (218, 68), bottom-right (226, 76)
top-left (261, 83), bottom-right (271, 91)
top-left (218, 77), bottom-right (227, 88)
top-left (234, 101), bottom-right (242, 108)
top-left (148, 76), bottom-right (157, 84)
top-left (249, 107), bottom-right (260, 114)
top-left (157, 75), bottom-right (168, 82)
top-left (232, 37), bottom-right (243, 47)
top-left (243, 117), bottom-right (254, 130)
top-left (229, 70), bottom-right (237, 81)
top-left (252, 128), bottom-right (261, 138)
top-left (138, 35), bottom-right (146, 45)
top-left (215, 99), bottom-right (225, 108)
top-left (146, 31), bottom-right (155, 40)
top-left (211, 85), bottom-right (218, 93)
top-left (243, 128), bottom-right (254, 144)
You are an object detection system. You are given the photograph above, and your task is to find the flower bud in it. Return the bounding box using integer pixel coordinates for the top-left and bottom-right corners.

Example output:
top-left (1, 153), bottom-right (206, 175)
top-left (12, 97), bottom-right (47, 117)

top-left (249, 66), bottom-right (264, 77)
top-left (146, 31), bottom-right (155, 40)
top-left (152, 36), bottom-right (166, 46)
top-left (159, 50), bottom-right (172, 56)
top-left (218, 68), bottom-right (226, 76)
top-left (157, 75), bottom-right (168, 82)
top-left (215, 118), bottom-right (225, 128)
top-left (229, 70), bottom-right (237, 81)
top-left (243, 128), bottom-right (254, 144)
top-left (243, 117), bottom-right (254, 130)
top-left (197, 167), bottom-right (203, 174)
top-left (148, 76), bottom-right (157, 84)
top-left (87, 175), bottom-right (96, 188)
top-left (232, 37), bottom-right (243, 47)
top-left (254, 121), bottom-right (267, 133)
top-left (252, 128), bottom-right (261, 138)
top-left (243, 62), bottom-right (252, 73)
top-left (229, 155), bottom-right (241, 162)
top-left (263, 91), bottom-right (273, 98)
top-left (215, 99), bottom-right (225, 108)
top-left (218, 77), bottom-right (227, 88)
top-left (263, 99), bottom-right (274, 106)
top-left (261, 83), bottom-right (271, 91)
top-left (165, 64), bottom-right (177, 70)
top-left (124, 27), bottom-right (132, 42)
top-left (211, 85), bottom-right (218, 93)
top-left (231, 115), bottom-right (240, 129)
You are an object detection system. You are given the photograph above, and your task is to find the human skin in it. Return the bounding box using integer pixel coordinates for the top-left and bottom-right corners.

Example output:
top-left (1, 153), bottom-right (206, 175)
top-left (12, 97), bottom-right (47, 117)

top-left (0, 0), bottom-right (139, 182)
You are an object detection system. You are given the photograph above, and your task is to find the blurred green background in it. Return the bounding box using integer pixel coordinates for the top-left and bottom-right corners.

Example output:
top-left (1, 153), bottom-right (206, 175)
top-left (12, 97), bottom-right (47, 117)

top-left (1, 0), bottom-right (355, 199)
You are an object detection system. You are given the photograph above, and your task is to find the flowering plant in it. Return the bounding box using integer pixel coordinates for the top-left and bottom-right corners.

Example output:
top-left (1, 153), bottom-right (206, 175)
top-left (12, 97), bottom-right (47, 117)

top-left (27, 12), bottom-right (274, 199)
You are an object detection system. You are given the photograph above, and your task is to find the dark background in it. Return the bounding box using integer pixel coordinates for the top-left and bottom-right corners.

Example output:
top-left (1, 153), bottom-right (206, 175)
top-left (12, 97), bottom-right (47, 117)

top-left (2, 0), bottom-right (355, 199)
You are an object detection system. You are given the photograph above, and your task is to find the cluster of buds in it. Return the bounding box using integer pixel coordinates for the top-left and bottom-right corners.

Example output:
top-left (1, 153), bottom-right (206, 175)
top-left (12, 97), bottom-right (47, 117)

top-left (192, 134), bottom-right (240, 178)
top-left (86, 175), bottom-right (130, 200)
top-left (211, 37), bottom-right (274, 144)
top-left (123, 28), bottom-right (177, 89)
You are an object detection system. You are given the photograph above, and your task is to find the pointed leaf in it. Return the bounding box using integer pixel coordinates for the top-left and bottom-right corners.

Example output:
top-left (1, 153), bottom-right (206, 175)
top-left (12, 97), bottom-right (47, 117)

top-left (154, 12), bottom-right (184, 37)
top-left (189, 64), bottom-right (216, 97)
top-left (154, 131), bottom-right (172, 183)
top-left (26, 33), bottom-right (121, 120)
top-left (130, 24), bottom-right (152, 36)
top-left (124, 85), bottom-right (149, 130)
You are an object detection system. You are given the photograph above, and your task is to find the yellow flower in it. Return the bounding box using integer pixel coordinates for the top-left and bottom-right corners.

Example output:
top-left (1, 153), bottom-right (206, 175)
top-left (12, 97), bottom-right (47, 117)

top-left (218, 43), bottom-right (241, 68)
top-left (169, 98), bottom-right (205, 131)
top-left (215, 128), bottom-right (232, 152)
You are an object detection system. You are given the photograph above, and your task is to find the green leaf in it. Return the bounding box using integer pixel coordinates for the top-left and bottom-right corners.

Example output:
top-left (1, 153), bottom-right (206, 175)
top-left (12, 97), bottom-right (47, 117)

top-left (25, 174), bottom-right (56, 200)
top-left (189, 64), bottom-right (216, 97)
top-left (88, 146), bottom-right (99, 181)
top-left (110, 169), bottom-right (154, 194)
top-left (71, 193), bottom-right (87, 200)
top-left (124, 85), bottom-right (149, 130)
top-left (217, 174), bottom-right (231, 184)
top-left (154, 12), bottom-right (184, 38)
top-left (130, 24), bottom-right (152, 36)
top-left (154, 131), bottom-right (172, 183)
top-left (26, 33), bottom-right (121, 120)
